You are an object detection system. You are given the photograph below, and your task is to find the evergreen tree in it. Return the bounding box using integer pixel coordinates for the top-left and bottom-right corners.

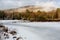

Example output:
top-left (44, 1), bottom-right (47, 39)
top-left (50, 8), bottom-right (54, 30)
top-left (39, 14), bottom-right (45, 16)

top-left (0, 11), bottom-right (6, 19)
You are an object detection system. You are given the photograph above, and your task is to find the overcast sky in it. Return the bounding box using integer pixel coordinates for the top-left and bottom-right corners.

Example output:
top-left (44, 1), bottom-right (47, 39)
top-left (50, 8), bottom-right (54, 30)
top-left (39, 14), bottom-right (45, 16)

top-left (0, 0), bottom-right (60, 10)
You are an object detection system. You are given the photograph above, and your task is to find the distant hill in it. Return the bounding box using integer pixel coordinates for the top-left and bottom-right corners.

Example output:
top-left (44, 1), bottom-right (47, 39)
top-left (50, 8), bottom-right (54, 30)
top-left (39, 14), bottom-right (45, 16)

top-left (0, 5), bottom-right (60, 21)
top-left (3, 5), bottom-right (57, 13)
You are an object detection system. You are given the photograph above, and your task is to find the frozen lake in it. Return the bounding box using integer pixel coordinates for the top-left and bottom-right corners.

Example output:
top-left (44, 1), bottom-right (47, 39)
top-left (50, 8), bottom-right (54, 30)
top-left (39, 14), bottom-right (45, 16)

top-left (0, 20), bottom-right (60, 40)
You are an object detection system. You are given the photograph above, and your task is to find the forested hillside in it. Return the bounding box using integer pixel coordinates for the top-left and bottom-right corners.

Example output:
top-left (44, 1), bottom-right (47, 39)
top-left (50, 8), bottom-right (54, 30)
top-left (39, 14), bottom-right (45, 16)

top-left (0, 7), bottom-right (60, 21)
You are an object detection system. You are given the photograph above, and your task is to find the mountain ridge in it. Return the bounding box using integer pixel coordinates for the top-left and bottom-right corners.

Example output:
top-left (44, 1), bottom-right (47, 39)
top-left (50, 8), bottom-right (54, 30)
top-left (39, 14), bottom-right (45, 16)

top-left (3, 5), bottom-right (57, 13)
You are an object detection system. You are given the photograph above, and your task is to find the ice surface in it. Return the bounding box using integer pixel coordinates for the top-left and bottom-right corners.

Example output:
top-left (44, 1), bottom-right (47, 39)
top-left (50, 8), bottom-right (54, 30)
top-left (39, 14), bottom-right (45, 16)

top-left (0, 20), bottom-right (60, 40)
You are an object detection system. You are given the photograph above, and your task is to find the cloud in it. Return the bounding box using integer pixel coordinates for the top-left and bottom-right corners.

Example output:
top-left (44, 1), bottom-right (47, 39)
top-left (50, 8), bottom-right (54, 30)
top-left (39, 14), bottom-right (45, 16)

top-left (0, 0), bottom-right (23, 9)
top-left (35, 1), bottom-right (58, 11)
top-left (35, 1), bottom-right (56, 7)
top-left (0, 0), bottom-right (60, 10)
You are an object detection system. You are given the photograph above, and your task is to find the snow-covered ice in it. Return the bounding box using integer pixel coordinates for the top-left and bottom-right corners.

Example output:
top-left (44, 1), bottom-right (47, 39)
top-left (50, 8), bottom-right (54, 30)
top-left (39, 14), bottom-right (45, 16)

top-left (0, 20), bottom-right (60, 40)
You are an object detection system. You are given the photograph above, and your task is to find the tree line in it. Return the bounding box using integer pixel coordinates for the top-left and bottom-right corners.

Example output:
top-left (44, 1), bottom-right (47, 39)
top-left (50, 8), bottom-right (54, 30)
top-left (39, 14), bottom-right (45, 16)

top-left (0, 8), bottom-right (60, 21)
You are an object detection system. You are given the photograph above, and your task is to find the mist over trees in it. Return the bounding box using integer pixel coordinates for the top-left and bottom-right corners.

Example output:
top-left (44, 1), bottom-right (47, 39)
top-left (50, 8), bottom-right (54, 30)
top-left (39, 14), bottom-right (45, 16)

top-left (0, 8), bottom-right (60, 21)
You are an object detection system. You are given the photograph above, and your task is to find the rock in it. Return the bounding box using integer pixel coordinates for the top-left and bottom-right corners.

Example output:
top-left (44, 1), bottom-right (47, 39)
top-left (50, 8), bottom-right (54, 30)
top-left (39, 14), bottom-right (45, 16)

top-left (3, 27), bottom-right (8, 33)
top-left (13, 36), bottom-right (17, 38)
top-left (10, 31), bottom-right (17, 35)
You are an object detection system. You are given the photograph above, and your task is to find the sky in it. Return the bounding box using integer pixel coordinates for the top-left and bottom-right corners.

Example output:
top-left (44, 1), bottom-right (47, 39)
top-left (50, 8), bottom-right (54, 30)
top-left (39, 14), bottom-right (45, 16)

top-left (0, 0), bottom-right (60, 10)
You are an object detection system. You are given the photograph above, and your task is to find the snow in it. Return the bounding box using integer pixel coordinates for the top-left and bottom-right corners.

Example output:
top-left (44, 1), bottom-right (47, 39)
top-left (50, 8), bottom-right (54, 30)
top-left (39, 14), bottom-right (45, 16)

top-left (4, 24), bottom-right (41, 40)
top-left (0, 20), bottom-right (60, 40)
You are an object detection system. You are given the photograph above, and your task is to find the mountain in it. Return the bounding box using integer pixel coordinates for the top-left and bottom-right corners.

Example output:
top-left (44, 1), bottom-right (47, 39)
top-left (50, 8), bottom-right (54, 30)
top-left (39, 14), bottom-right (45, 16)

top-left (0, 5), bottom-right (60, 20)
top-left (3, 5), bottom-right (57, 13)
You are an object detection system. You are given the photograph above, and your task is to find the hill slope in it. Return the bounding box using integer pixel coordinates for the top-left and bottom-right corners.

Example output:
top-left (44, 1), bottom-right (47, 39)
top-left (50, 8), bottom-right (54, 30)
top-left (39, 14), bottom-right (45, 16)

top-left (3, 5), bottom-right (57, 13)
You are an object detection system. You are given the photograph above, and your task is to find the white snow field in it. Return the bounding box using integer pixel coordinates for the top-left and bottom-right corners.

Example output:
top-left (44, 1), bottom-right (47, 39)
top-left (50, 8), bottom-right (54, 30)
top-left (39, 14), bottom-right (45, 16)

top-left (0, 20), bottom-right (60, 40)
